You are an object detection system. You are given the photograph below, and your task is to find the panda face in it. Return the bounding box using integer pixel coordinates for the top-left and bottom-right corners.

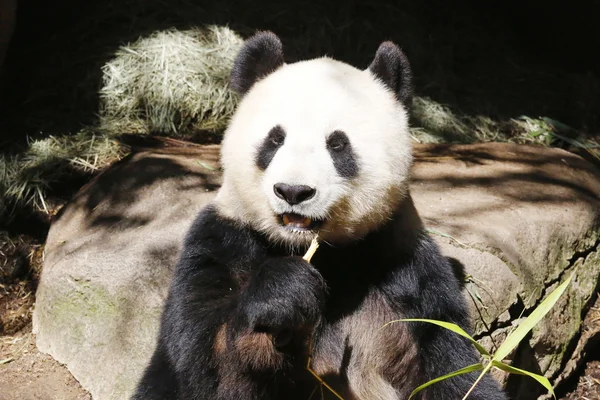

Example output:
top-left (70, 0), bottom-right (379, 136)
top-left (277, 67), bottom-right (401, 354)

top-left (215, 34), bottom-right (414, 247)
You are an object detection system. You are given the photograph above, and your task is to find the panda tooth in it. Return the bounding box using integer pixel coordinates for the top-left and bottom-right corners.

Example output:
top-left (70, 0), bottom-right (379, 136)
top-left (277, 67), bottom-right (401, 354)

top-left (281, 214), bottom-right (313, 229)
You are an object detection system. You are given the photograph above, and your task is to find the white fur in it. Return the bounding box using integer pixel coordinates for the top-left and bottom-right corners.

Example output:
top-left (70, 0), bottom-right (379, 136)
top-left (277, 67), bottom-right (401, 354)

top-left (215, 57), bottom-right (413, 247)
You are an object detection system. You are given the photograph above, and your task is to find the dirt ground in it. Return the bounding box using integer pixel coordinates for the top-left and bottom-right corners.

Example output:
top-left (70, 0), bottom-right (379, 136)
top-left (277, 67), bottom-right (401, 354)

top-left (0, 327), bottom-right (90, 400)
top-left (0, 234), bottom-right (91, 400)
top-left (562, 361), bottom-right (600, 400)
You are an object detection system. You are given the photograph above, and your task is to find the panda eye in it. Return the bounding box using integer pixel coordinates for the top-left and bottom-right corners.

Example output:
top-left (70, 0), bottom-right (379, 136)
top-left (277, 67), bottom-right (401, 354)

top-left (270, 134), bottom-right (284, 146)
top-left (330, 141), bottom-right (345, 151)
top-left (267, 125), bottom-right (286, 147)
top-left (327, 130), bottom-right (348, 152)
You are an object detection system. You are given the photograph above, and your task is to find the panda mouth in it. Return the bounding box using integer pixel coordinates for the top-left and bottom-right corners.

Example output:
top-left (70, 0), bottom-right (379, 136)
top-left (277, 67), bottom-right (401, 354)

top-left (280, 213), bottom-right (323, 231)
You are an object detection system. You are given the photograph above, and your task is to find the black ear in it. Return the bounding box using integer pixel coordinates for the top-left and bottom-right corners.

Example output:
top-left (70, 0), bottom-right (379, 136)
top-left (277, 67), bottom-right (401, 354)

top-left (230, 31), bottom-right (285, 96)
top-left (368, 41), bottom-right (413, 105)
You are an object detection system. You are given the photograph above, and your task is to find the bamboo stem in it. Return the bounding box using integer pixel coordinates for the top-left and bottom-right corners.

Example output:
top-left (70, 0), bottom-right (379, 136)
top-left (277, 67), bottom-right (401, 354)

top-left (302, 237), bottom-right (344, 399)
top-left (303, 236), bottom-right (320, 263)
top-left (462, 361), bottom-right (493, 400)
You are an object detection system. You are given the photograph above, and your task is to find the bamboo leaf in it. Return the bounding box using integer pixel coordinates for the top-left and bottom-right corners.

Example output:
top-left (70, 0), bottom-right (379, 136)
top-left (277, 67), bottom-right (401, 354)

top-left (492, 361), bottom-right (555, 398)
top-left (493, 275), bottom-right (572, 362)
top-left (382, 319), bottom-right (490, 357)
top-left (408, 363), bottom-right (484, 399)
top-left (462, 362), bottom-right (493, 400)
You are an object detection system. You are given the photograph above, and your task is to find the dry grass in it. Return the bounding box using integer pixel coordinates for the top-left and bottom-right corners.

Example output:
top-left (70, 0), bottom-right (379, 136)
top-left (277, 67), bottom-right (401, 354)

top-left (0, 232), bottom-right (26, 278)
top-left (1, 25), bottom-right (245, 223)
top-left (411, 97), bottom-right (600, 161)
top-left (0, 131), bottom-right (125, 220)
top-left (99, 25), bottom-right (243, 136)
top-left (0, 232), bottom-right (43, 335)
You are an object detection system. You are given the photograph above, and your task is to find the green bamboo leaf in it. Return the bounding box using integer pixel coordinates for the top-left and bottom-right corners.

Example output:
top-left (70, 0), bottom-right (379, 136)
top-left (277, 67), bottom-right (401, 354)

top-left (493, 275), bottom-right (572, 362)
top-left (382, 319), bottom-right (490, 357)
top-left (408, 363), bottom-right (484, 399)
top-left (492, 360), bottom-right (555, 398)
top-left (462, 362), bottom-right (493, 400)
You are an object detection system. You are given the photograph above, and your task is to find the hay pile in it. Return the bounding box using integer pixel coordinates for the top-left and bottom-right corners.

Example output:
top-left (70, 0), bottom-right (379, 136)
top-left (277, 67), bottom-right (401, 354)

top-left (0, 25), bottom-right (244, 223)
top-left (99, 25), bottom-right (243, 136)
top-left (0, 132), bottom-right (124, 220)
top-left (410, 97), bottom-right (600, 161)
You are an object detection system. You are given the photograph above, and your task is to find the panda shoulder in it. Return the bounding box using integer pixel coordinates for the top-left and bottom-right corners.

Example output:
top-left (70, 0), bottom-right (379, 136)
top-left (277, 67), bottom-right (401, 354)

top-left (179, 205), bottom-right (261, 263)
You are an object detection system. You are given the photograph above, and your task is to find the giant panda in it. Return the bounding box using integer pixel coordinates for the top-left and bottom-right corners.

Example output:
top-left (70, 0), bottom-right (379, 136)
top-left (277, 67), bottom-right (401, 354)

top-left (133, 31), bottom-right (507, 400)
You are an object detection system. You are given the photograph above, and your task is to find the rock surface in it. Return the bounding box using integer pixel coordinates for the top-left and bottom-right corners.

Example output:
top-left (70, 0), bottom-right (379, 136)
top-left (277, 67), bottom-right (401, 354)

top-left (33, 146), bottom-right (222, 400)
top-left (411, 143), bottom-right (600, 399)
top-left (32, 143), bottom-right (600, 400)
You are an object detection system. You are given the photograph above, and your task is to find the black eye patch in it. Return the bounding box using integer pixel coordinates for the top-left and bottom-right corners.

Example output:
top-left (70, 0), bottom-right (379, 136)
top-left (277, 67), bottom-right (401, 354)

top-left (255, 125), bottom-right (286, 170)
top-left (327, 130), bottom-right (359, 178)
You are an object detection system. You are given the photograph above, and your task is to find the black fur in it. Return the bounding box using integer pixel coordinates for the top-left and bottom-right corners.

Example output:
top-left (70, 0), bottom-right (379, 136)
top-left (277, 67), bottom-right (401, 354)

top-left (230, 31), bottom-right (285, 95)
top-left (255, 125), bottom-right (286, 170)
top-left (133, 203), bottom-right (507, 400)
top-left (134, 33), bottom-right (504, 400)
top-left (368, 41), bottom-right (414, 105)
top-left (326, 130), bottom-right (359, 179)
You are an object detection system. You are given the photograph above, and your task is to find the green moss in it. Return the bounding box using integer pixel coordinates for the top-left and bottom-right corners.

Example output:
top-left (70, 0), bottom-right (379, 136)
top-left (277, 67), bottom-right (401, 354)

top-left (51, 280), bottom-right (120, 326)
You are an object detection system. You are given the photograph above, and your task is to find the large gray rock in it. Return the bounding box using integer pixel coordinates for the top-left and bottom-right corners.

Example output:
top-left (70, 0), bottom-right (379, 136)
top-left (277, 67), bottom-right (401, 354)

top-left (33, 146), bottom-right (222, 400)
top-left (411, 143), bottom-right (600, 399)
top-left (33, 143), bottom-right (600, 400)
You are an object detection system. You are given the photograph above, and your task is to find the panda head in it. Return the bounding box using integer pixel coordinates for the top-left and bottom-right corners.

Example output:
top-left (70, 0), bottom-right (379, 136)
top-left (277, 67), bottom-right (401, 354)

top-left (215, 31), bottom-right (414, 247)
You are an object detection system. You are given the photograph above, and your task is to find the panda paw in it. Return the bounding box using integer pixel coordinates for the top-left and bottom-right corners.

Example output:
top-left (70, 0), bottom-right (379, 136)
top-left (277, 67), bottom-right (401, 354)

top-left (235, 256), bottom-right (326, 341)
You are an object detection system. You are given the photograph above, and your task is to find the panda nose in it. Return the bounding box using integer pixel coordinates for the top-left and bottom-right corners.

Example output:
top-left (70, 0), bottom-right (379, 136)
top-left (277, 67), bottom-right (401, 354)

top-left (273, 183), bottom-right (316, 205)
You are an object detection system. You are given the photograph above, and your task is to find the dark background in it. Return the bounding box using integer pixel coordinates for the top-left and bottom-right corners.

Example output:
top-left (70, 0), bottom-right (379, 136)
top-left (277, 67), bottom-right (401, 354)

top-left (1, 0), bottom-right (599, 146)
